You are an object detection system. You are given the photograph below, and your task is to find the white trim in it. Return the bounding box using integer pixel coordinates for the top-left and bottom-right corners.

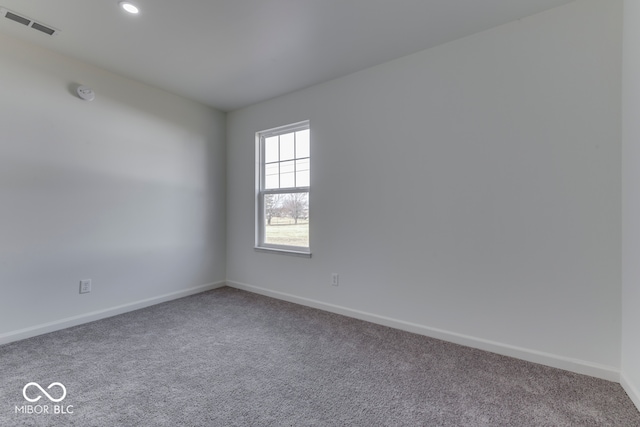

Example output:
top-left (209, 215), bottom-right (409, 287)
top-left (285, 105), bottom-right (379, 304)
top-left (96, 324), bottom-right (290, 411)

top-left (0, 281), bottom-right (226, 346)
top-left (621, 373), bottom-right (640, 412)
top-left (254, 246), bottom-right (312, 258)
top-left (259, 120), bottom-right (310, 138)
top-left (256, 121), bottom-right (311, 252)
top-left (226, 280), bottom-right (620, 382)
top-left (263, 187), bottom-right (310, 195)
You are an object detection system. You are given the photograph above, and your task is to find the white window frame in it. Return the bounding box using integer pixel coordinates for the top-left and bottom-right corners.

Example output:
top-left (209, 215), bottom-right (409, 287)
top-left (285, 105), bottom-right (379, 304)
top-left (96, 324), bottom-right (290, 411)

top-left (255, 121), bottom-right (311, 257)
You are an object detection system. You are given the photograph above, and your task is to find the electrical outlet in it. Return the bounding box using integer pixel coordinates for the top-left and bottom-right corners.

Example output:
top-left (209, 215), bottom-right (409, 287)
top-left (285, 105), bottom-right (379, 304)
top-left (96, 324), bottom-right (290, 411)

top-left (79, 279), bottom-right (92, 294)
top-left (331, 273), bottom-right (339, 286)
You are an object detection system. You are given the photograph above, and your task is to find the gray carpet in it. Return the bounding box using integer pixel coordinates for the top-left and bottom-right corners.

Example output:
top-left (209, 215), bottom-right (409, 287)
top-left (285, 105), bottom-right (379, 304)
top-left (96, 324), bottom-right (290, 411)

top-left (0, 287), bottom-right (638, 426)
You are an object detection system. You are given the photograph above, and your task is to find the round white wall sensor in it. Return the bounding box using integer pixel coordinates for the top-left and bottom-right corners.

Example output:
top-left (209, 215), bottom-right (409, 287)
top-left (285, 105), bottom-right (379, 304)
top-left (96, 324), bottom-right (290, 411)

top-left (76, 86), bottom-right (95, 101)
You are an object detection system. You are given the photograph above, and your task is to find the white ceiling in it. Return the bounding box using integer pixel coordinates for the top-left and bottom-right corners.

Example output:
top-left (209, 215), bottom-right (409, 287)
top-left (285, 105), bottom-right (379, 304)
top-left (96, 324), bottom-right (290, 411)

top-left (0, 0), bottom-right (574, 111)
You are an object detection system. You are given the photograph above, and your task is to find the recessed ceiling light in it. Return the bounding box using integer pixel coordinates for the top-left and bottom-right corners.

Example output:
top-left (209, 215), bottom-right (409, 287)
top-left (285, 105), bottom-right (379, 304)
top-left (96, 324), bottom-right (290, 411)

top-left (119, 2), bottom-right (139, 14)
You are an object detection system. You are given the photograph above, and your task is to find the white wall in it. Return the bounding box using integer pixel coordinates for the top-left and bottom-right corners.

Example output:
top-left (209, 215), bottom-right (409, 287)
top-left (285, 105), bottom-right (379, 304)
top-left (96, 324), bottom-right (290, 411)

top-left (622, 0), bottom-right (640, 409)
top-left (0, 33), bottom-right (227, 341)
top-left (227, 0), bottom-right (622, 379)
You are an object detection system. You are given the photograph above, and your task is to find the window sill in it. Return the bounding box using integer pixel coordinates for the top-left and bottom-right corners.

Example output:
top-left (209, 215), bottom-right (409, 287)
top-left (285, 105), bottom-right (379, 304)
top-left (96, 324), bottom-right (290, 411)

top-left (254, 246), bottom-right (312, 258)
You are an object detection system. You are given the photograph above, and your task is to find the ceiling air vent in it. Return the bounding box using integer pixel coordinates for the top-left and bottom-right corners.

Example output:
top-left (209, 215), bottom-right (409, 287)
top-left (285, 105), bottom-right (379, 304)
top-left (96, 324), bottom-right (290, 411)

top-left (0, 7), bottom-right (60, 36)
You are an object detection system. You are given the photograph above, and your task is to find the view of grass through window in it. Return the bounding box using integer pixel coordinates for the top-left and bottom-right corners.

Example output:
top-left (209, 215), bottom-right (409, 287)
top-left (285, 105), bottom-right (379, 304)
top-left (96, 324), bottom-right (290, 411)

top-left (264, 192), bottom-right (309, 247)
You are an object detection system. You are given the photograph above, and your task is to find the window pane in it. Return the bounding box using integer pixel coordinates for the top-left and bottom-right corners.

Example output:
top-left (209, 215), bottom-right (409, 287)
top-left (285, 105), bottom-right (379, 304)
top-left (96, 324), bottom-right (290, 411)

top-left (280, 160), bottom-right (295, 188)
top-left (265, 136), bottom-right (279, 163)
top-left (280, 132), bottom-right (295, 161)
top-left (263, 193), bottom-right (281, 224)
top-left (265, 163), bottom-right (279, 189)
top-left (296, 129), bottom-right (310, 159)
top-left (258, 121), bottom-right (310, 252)
top-left (264, 192), bottom-right (309, 248)
top-left (296, 158), bottom-right (310, 187)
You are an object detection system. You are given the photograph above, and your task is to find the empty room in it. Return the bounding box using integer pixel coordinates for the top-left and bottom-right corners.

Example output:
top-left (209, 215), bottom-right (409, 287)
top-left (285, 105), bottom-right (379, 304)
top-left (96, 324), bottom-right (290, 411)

top-left (1, 0), bottom-right (640, 425)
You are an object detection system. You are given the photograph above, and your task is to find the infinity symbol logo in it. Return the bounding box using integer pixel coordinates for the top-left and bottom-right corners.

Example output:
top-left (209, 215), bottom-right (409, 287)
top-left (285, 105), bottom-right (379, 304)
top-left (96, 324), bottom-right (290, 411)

top-left (22, 382), bottom-right (67, 403)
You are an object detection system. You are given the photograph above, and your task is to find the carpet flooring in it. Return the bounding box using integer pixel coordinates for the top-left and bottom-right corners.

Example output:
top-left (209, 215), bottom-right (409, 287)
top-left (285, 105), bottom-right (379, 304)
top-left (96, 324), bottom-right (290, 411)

top-left (0, 286), bottom-right (638, 426)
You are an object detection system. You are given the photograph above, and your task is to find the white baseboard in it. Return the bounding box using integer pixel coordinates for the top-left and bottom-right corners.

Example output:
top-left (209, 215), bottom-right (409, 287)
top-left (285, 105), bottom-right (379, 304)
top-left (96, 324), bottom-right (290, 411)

top-left (0, 281), bottom-right (226, 346)
top-left (227, 280), bottom-right (620, 382)
top-left (621, 373), bottom-right (640, 412)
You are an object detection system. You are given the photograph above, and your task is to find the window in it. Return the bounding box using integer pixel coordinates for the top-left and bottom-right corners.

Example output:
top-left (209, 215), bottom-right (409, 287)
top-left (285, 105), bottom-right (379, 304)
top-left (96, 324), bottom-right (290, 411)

top-left (256, 121), bottom-right (310, 256)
